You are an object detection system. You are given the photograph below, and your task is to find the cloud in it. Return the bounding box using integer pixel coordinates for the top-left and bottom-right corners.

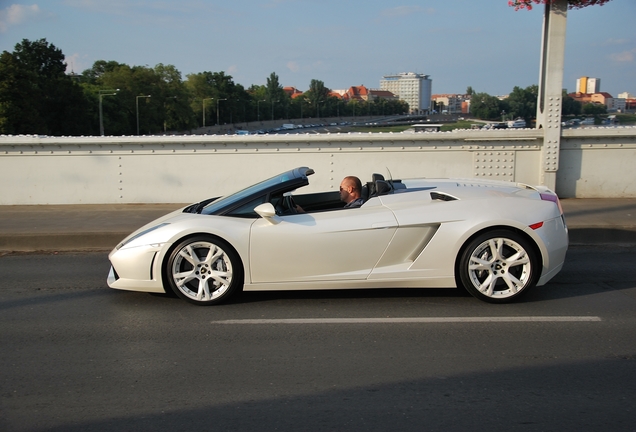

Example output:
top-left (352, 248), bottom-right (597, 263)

top-left (609, 48), bottom-right (636, 63)
top-left (0, 4), bottom-right (41, 32)
top-left (286, 61), bottom-right (300, 73)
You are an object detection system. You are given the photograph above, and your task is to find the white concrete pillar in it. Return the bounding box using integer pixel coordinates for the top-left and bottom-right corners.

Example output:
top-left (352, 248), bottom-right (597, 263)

top-left (536, 0), bottom-right (568, 191)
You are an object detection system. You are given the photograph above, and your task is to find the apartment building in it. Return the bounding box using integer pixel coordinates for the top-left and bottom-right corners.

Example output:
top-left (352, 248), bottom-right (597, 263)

top-left (431, 94), bottom-right (470, 114)
top-left (568, 91), bottom-right (626, 111)
top-left (380, 72), bottom-right (432, 114)
top-left (576, 76), bottom-right (601, 94)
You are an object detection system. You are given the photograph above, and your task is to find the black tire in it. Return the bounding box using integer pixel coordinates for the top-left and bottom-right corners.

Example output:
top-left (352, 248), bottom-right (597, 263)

top-left (165, 235), bottom-right (243, 305)
top-left (457, 230), bottom-right (539, 303)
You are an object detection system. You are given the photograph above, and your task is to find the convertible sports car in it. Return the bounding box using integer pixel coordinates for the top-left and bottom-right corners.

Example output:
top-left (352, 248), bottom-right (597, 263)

top-left (107, 167), bottom-right (568, 305)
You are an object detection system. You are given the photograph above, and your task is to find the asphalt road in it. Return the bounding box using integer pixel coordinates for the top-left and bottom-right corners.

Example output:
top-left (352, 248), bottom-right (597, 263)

top-left (1, 246), bottom-right (635, 432)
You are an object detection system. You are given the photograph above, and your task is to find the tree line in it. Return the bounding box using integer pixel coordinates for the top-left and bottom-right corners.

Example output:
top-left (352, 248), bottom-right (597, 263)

top-left (468, 85), bottom-right (605, 124)
top-left (0, 39), bottom-right (408, 136)
top-left (1, 38), bottom-right (606, 136)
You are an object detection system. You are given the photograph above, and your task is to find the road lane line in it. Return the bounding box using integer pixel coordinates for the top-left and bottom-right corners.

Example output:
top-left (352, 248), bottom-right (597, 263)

top-left (214, 316), bottom-right (602, 324)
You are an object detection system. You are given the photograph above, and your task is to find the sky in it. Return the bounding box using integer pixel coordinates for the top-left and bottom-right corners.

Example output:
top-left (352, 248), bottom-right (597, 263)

top-left (0, 0), bottom-right (634, 97)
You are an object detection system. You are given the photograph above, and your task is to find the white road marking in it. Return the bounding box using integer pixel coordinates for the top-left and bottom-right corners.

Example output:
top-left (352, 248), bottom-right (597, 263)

top-left (214, 316), bottom-right (602, 324)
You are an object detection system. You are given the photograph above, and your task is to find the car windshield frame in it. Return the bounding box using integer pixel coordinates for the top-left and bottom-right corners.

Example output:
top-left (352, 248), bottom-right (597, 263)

top-left (199, 167), bottom-right (313, 215)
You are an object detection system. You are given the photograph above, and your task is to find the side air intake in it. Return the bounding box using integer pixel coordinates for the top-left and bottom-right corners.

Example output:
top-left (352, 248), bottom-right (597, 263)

top-left (430, 192), bottom-right (458, 202)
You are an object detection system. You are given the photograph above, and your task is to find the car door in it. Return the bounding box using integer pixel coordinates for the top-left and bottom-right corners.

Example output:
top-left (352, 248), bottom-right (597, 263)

top-left (249, 199), bottom-right (398, 283)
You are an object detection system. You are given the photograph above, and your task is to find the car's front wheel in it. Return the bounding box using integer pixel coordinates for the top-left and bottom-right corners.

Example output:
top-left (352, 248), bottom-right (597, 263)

top-left (457, 230), bottom-right (539, 303)
top-left (165, 235), bottom-right (243, 305)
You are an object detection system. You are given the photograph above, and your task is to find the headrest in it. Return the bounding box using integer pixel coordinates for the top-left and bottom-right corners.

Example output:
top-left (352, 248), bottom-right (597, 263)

top-left (372, 173), bottom-right (385, 182)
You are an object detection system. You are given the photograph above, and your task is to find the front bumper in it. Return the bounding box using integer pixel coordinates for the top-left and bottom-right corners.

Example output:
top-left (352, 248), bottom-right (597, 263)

top-left (107, 244), bottom-right (166, 293)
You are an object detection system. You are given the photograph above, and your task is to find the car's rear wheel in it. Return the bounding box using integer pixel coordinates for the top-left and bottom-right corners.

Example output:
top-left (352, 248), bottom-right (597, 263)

top-left (458, 230), bottom-right (539, 303)
top-left (165, 235), bottom-right (243, 305)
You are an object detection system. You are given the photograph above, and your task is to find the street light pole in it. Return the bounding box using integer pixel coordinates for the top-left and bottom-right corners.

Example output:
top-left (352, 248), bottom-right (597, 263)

top-left (164, 96), bottom-right (177, 133)
top-left (257, 99), bottom-right (266, 122)
top-left (271, 99), bottom-right (278, 121)
top-left (99, 89), bottom-right (119, 136)
top-left (216, 98), bottom-right (227, 126)
top-left (136, 95), bottom-right (151, 135)
top-left (202, 98), bottom-right (213, 127)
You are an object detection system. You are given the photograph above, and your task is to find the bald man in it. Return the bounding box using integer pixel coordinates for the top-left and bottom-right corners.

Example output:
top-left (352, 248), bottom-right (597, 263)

top-left (339, 176), bottom-right (364, 208)
top-left (294, 175), bottom-right (365, 213)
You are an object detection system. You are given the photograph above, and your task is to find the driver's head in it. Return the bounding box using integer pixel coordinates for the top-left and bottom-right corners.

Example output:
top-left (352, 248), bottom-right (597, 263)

top-left (339, 176), bottom-right (362, 204)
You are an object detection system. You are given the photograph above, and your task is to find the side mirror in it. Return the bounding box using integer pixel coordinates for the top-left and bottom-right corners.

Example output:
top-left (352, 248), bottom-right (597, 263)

top-left (254, 203), bottom-right (281, 224)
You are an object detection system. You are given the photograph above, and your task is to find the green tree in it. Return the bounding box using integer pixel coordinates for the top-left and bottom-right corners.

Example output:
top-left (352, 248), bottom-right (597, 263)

top-left (304, 79), bottom-right (330, 117)
top-left (248, 84), bottom-right (268, 122)
top-left (154, 64), bottom-right (196, 131)
top-left (186, 71), bottom-right (249, 127)
top-left (470, 92), bottom-right (505, 120)
top-left (506, 85), bottom-right (538, 123)
top-left (91, 63), bottom-right (163, 135)
top-left (265, 72), bottom-right (288, 120)
top-left (562, 90), bottom-right (581, 116)
top-left (582, 102), bottom-right (606, 115)
top-left (81, 60), bottom-right (123, 82)
top-left (0, 38), bottom-right (92, 135)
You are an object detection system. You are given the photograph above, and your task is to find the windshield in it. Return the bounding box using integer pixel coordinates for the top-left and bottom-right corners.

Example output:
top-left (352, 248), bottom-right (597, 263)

top-left (200, 167), bottom-right (311, 215)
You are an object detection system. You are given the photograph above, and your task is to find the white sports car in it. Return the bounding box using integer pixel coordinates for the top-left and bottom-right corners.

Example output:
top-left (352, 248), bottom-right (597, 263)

top-left (107, 167), bottom-right (568, 305)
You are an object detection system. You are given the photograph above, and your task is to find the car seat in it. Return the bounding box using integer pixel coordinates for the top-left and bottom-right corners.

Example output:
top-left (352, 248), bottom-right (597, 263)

top-left (365, 173), bottom-right (385, 199)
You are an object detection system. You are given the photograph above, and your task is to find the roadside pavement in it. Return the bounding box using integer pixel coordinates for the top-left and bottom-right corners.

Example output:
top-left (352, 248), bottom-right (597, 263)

top-left (0, 199), bottom-right (635, 253)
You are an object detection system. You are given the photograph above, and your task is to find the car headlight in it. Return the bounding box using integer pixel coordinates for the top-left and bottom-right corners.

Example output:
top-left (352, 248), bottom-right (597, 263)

top-left (116, 223), bottom-right (170, 249)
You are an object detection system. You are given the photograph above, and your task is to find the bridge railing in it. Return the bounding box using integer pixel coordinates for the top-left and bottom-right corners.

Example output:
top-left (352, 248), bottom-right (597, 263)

top-left (1, 126), bottom-right (635, 205)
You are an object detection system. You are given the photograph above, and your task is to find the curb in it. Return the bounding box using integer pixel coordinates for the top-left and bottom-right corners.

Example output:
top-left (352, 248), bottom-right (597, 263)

top-left (0, 232), bottom-right (128, 252)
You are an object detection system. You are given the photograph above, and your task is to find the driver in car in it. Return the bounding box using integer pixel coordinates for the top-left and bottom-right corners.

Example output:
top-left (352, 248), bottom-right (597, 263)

top-left (295, 176), bottom-right (364, 213)
top-left (339, 176), bottom-right (364, 208)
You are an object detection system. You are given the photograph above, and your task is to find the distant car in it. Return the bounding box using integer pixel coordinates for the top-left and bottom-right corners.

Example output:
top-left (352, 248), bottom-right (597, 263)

top-left (481, 123), bottom-right (507, 130)
top-left (507, 119), bottom-right (527, 128)
top-left (108, 167), bottom-right (568, 305)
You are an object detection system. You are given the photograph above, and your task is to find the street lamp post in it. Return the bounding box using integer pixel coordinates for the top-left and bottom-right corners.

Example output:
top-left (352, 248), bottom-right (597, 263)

top-left (238, 100), bottom-right (246, 126)
top-left (257, 99), bottom-right (266, 122)
top-left (136, 95), bottom-right (151, 135)
top-left (164, 96), bottom-right (177, 133)
top-left (271, 99), bottom-right (278, 121)
top-left (216, 98), bottom-right (227, 126)
top-left (202, 98), bottom-right (213, 127)
top-left (99, 89), bottom-right (119, 136)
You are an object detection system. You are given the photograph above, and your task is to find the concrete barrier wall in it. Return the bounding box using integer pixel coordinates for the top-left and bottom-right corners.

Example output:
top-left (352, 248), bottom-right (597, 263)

top-left (558, 127), bottom-right (636, 198)
top-left (1, 126), bottom-right (635, 205)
